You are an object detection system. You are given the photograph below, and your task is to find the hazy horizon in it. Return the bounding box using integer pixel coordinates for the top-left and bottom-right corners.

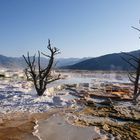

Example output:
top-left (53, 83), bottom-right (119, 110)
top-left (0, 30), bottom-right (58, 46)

top-left (0, 0), bottom-right (140, 58)
top-left (0, 48), bottom-right (140, 59)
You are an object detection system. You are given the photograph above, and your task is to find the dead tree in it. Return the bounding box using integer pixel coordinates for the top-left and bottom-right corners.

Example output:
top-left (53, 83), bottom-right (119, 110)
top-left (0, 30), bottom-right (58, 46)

top-left (121, 26), bottom-right (140, 102)
top-left (23, 40), bottom-right (60, 96)
top-left (121, 52), bottom-right (140, 101)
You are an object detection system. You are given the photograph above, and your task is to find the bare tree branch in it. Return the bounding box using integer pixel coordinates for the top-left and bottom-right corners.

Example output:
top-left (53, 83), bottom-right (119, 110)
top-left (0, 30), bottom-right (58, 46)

top-left (121, 52), bottom-right (139, 62)
top-left (121, 25), bottom-right (140, 101)
top-left (132, 26), bottom-right (140, 32)
top-left (120, 56), bottom-right (137, 69)
top-left (23, 40), bottom-right (60, 96)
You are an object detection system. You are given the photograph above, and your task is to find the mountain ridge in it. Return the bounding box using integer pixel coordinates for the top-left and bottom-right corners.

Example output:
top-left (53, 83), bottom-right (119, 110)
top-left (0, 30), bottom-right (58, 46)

top-left (0, 49), bottom-right (140, 70)
top-left (0, 55), bottom-right (86, 69)
top-left (62, 49), bottom-right (140, 70)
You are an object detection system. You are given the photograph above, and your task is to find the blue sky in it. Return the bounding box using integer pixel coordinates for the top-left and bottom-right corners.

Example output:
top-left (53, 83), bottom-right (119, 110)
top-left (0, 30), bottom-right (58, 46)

top-left (0, 0), bottom-right (140, 58)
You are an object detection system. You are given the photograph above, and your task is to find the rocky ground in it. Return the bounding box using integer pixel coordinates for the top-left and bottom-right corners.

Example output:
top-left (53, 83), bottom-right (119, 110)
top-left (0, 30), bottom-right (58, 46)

top-left (0, 101), bottom-right (139, 140)
top-left (0, 70), bottom-right (140, 140)
top-left (0, 108), bottom-right (105, 140)
top-left (67, 101), bottom-right (140, 140)
top-left (0, 109), bottom-right (61, 140)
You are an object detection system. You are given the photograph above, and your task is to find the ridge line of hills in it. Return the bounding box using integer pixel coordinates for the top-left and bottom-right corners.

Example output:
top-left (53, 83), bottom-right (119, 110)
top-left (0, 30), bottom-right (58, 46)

top-left (0, 55), bottom-right (88, 69)
top-left (0, 49), bottom-right (140, 70)
top-left (62, 49), bottom-right (140, 70)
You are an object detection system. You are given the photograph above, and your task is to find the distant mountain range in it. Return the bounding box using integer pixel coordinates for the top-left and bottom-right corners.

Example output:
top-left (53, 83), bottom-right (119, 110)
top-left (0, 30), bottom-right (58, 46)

top-left (62, 50), bottom-right (140, 70)
top-left (0, 55), bottom-right (24, 69)
top-left (0, 55), bottom-right (87, 69)
top-left (0, 50), bottom-right (140, 70)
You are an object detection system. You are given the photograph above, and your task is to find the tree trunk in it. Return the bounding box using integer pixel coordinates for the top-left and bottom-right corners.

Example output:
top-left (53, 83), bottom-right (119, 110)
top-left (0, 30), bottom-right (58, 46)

top-left (133, 90), bottom-right (140, 103)
top-left (133, 60), bottom-right (140, 101)
top-left (36, 88), bottom-right (46, 96)
top-left (133, 61), bottom-right (140, 95)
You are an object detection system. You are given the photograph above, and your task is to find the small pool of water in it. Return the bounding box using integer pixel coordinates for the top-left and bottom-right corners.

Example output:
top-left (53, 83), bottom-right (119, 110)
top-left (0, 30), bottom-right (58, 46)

top-left (36, 114), bottom-right (100, 140)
